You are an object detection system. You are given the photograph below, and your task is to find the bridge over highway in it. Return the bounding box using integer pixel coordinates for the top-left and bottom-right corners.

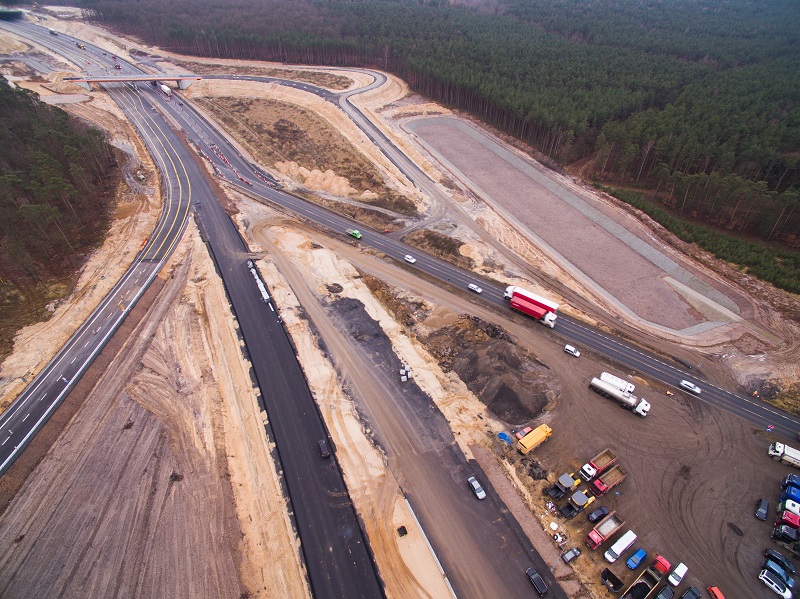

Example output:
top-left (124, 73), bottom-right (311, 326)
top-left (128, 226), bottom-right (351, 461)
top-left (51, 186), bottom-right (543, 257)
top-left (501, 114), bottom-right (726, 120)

top-left (64, 74), bottom-right (201, 91)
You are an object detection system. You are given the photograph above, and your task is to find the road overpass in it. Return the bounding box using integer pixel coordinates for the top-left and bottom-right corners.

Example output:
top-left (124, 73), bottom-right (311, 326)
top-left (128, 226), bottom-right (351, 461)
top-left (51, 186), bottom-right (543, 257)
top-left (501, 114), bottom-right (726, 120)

top-left (64, 75), bottom-right (201, 91)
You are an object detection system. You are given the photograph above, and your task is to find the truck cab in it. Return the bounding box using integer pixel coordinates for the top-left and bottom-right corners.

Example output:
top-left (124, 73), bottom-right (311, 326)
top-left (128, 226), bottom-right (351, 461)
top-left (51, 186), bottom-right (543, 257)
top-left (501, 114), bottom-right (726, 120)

top-left (776, 511), bottom-right (800, 529)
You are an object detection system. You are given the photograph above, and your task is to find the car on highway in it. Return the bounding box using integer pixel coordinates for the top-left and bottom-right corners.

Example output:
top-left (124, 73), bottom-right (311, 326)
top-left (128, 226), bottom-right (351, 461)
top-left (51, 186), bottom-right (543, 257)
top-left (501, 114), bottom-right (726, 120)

top-left (318, 439), bottom-right (331, 458)
top-left (525, 567), bottom-right (549, 596)
top-left (756, 498), bottom-right (770, 520)
top-left (760, 569), bottom-right (792, 598)
top-left (468, 283), bottom-right (483, 294)
top-left (587, 506), bottom-right (609, 523)
top-left (679, 587), bottom-right (701, 599)
top-left (468, 475), bottom-right (486, 500)
top-left (564, 344), bottom-right (580, 357)
top-left (764, 548), bottom-right (797, 574)
top-left (403, 254), bottom-right (417, 264)
top-left (561, 547), bottom-right (581, 563)
top-left (626, 548), bottom-right (647, 570)
top-left (679, 380), bottom-right (702, 394)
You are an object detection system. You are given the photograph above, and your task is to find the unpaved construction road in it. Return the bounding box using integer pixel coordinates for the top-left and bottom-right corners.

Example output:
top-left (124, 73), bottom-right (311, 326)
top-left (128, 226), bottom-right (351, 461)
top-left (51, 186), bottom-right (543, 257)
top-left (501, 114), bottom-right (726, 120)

top-left (0, 12), bottom-right (798, 599)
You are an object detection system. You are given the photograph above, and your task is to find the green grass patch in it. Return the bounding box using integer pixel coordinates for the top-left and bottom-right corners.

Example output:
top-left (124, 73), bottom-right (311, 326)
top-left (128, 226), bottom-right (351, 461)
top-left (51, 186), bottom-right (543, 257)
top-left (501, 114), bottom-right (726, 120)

top-left (596, 185), bottom-right (800, 294)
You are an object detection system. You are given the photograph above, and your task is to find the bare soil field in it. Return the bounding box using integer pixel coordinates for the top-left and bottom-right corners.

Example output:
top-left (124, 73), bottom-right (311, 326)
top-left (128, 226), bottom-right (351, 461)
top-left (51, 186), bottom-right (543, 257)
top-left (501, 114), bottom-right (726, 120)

top-left (2, 16), bottom-right (798, 599)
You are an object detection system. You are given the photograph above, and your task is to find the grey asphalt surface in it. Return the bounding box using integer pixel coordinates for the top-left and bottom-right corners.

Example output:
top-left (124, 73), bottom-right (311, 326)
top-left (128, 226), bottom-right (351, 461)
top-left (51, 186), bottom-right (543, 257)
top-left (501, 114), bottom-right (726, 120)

top-left (1, 21), bottom-right (384, 599)
top-left (3, 18), bottom-right (798, 599)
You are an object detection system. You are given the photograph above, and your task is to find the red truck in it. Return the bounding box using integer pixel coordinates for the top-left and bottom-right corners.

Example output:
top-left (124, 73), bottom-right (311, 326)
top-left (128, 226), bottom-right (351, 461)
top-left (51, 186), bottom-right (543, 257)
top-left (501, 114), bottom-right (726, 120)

top-left (586, 511), bottom-right (625, 549)
top-left (580, 448), bottom-right (618, 481)
top-left (776, 511), bottom-right (800, 529)
top-left (591, 464), bottom-right (627, 496)
top-left (621, 555), bottom-right (671, 599)
top-left (504, 286), bottom-right (558, 328)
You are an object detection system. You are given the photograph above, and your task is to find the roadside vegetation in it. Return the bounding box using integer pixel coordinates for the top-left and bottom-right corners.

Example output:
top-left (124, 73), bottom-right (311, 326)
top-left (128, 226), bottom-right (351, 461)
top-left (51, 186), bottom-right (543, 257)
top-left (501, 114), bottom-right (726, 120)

top-left (0, 79), bottom-right (119, 361)
top-left (78, 0), bottom-right (800, 248)
top-left (598, 186), bottom-right (800, 294)
top-left (196, 96), bottom-right (417, 216)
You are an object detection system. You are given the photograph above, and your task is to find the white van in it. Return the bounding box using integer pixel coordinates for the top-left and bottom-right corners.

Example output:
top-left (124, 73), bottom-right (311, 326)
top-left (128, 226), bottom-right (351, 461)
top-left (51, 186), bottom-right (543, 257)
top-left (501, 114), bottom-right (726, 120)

top-left (778, 499), bottom-right (800, 517)
top-left (604, 530), bottom-right (637, 563)
top-left (668, 562), bottom-right (688, 586)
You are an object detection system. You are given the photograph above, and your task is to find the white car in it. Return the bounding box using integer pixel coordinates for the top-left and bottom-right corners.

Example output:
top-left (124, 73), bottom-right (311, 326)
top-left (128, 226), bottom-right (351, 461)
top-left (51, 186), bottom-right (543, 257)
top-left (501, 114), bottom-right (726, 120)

top-left (404, 254), bottom-right (417, 264)
top-left (668, 562), bottom-right (687, 586)
top-left (564, 345), bottom-right (580, 357)
top-left (679, 380), bottom-right (702, 394)
top-left (760, 569), bottom-right (792, 598)
top-left (468, 283), bottom-right (483, 294)
top-left (468, 475), bottom-right (487, 499)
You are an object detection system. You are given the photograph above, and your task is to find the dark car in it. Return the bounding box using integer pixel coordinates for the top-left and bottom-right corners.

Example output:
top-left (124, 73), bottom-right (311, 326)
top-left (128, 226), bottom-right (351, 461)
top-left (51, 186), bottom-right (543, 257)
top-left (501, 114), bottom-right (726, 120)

top-left (561, 547), bottom-right (581, 563)
top-left (318, 439), bottom-right (331, 458)
top-left (588, 506), bottom-right (609, 523)
top-left (765, 548), bottom-right (797, 574)
top-left (763, 558), bottom-right (796, 589)
top-left (679, 587), bottom-right (702, 599)
top-left (756, 498), bottom-right (770, 520)
top-left (654, 587), bottom-right (675, 599)
top-left (526, 567), bottom-right (549, 596)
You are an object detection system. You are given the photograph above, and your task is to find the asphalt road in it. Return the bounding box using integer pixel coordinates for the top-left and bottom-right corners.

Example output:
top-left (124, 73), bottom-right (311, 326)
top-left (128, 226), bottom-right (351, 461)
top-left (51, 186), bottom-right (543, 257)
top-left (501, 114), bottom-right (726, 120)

top-left (3, 18), bottom-right (798, 598)
top-left (1, 22), bottom-right (385, 599)
top-left (182, 72), bottom-right (800, 443)
top-left (0, 26), bottom-right (193, 477)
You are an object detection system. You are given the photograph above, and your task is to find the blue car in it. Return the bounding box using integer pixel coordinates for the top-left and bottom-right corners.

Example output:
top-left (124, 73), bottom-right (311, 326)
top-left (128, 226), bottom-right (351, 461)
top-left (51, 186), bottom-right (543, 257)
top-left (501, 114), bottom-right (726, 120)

top-left (626, 548), bottom-right (647, 570)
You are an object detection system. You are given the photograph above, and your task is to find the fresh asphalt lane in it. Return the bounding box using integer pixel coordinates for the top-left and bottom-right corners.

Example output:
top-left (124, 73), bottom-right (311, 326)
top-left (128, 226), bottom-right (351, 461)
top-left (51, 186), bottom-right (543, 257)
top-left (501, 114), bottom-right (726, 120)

top-left (3, 23), bottom-right (385, 598)
top-left (177, 68), bottom-right (800, 443)
top-left (167, 90), bottom-right (800, 441)
top-left (0, 51), bottom-right (193, 474)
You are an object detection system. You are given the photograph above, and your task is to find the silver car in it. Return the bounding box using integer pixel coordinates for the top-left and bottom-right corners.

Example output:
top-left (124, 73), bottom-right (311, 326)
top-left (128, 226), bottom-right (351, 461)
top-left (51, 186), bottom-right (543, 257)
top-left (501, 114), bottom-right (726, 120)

top-left (679, 380), bottom-right (701, 394)
top-left (468, 475), bottom-right (487, 499)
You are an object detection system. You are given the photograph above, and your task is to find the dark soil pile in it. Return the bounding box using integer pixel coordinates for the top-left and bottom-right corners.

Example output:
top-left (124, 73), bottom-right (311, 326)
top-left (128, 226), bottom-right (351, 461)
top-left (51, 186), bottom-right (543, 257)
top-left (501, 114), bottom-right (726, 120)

top-left (424, 316), bottom-right (558, 425)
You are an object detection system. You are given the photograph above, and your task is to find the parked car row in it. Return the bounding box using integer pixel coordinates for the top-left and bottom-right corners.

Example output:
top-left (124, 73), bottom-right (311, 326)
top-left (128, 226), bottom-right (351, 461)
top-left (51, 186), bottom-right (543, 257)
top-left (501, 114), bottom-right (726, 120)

top-left (756, 473), bottom-right (800, 597)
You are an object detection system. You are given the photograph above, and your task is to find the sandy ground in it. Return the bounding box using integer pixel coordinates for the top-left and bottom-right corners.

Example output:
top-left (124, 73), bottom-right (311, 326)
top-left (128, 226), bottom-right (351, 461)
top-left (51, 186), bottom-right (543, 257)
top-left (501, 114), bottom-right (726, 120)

top-left (1, 14), bottom-right (798, 599)
top-left (0, 225), bottom-right (309, 599)
top-left (0, 84), bottom-right (160, 412)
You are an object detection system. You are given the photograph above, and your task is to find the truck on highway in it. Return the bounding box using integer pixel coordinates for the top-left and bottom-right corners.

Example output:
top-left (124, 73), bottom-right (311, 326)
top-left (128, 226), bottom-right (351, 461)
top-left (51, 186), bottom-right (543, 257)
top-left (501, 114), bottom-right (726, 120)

top-left (503, 286), bottom-right (558, 328)
top-left (591, 464), bottom-right (627, 496)
top-left (580, 448), bottom-right (618, 481)
top-left (769, 442), bottom-right (800, 468)
top-left (516, 424), bottom-right (552, 455)
top-left (621, 555), bottom-right (671, 599)
top-left (559, 490), bottom-right (595, 519)
top-left (586, 511), bottom-right (625, 549)
top-left (76, 42), bottom-right (86, 49)
top-left (346, 228), bottom-right (363, 239)
top-left (589, 378), bottom-right (650, 417)
top-left (600, 371), bottom-right (636, 394)
top-left (545, 472), bottom-right (581, 500)
top-left (159, 84), bottom-right (172, 96)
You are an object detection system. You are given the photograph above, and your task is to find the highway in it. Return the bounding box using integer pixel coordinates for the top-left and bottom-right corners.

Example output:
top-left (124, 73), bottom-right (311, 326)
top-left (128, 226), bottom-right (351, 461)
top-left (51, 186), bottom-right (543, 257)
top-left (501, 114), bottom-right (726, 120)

top-left (183, 71), bottom-right (800, 442)
top-left (2, 18), bottom-right (798, 599)
top-left (1, 22), bottom-right (385, 599)
top-left (0, 30), bottom-right (193, 477)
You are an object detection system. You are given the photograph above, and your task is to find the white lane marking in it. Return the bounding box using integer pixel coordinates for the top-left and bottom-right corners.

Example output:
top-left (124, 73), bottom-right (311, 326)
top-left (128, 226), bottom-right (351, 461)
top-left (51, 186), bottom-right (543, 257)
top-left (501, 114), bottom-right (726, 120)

top-left (22, 414), bottom-right (29, 422)
top-left (1, 436), bottom-right (8, 446)
top-left (71, 357), bottom-right (76, 364)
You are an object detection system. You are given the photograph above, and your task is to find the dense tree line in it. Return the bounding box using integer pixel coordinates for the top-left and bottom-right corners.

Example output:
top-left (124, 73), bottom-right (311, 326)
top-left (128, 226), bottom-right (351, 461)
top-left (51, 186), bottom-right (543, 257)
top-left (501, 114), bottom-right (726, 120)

top-left (0, 79), bottom-right (118, 286)
top-left (70, 0), bottom-right (800, 254)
